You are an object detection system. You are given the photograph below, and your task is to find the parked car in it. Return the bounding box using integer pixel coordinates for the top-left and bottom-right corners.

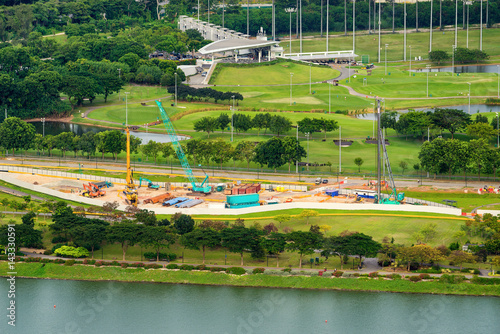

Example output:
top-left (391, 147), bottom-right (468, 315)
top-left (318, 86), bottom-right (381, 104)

top-left (201, 72), bottom-right (207, 77)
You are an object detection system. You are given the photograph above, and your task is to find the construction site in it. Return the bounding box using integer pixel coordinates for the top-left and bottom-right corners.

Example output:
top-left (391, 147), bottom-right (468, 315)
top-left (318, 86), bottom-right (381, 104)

top-left (0, 99), bottom-right (464, 216)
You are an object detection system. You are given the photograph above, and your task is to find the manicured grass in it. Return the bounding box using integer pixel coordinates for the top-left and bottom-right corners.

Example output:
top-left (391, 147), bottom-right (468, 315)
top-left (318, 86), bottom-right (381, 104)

top-left (3, 262), bottom-right (499, 296)
top-left (212, 61), bottom-right (340, 85)
top-left (293, 28), bottom-right (500, 61)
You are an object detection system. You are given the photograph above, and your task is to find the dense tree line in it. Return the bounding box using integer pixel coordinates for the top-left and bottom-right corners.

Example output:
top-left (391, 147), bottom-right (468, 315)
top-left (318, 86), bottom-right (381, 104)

top-left (2, 203), bottom-right (499, 270)
top-left (429, 48), bottom-right (489, 64)
top-left (169, 85), bottom-right (243, 104)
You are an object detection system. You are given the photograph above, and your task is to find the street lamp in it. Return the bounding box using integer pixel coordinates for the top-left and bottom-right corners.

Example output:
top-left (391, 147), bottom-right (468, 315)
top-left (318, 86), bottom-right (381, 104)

top-left (452, 45), bottom-right (456, 74)
top-left (328, 81), bottom-right (331, 114)
top-left (385, 44), bottom-right (388, 76)
top-left (124, 92), bottom-right (130, 127)
top-left (174, 73), bottom-right (178, 107)
top-left (409, 45), bottom-right (412, 76)
top-left (496, 112), bottom-right (499, 149)
top-left (290, 73), bottom-right (294, 106)
top-left (305, 132), bottom-right (310, 171)
top-left (41, 118), bottom-right (45, 137)
top-left (231, 95), bottom-right (235, 142)
top-left (309, 63), bottom-right (312, 94)
top-left (497, 65), bottom-right (500, 98)
top-left (426, 65), bottom-right (431, 97)
top-left (296, 125), bottom-right (299, 173)
top-left (285, 8), bottom-right (296, 55)
top-left (467, 82), bottom-right (471, 114)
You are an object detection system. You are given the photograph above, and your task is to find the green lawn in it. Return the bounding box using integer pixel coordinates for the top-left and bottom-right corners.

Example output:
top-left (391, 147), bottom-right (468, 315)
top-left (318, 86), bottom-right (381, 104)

top-left (212, 61), bottom-right (340, 85)
top-left (292, 28), bottom-right (500, 61)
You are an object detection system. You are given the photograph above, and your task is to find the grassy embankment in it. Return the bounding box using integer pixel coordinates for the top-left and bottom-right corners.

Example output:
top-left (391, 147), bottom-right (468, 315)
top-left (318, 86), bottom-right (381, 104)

top-left (2, 262), bottom-right (499, 296)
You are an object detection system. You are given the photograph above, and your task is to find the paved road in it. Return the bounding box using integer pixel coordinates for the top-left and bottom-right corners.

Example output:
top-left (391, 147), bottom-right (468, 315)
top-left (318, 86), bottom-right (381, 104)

top-left (0, 185), bottom-right (46, 201)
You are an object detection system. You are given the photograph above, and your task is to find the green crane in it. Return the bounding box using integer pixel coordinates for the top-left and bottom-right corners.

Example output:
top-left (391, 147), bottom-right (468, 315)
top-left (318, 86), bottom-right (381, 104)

top-left (155, 100), bottom-right (211, 194)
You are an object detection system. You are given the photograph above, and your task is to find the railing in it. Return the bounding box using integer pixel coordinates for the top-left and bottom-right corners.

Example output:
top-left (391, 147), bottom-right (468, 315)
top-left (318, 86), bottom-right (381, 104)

top-left (283, 50), bottom-right (355, 57)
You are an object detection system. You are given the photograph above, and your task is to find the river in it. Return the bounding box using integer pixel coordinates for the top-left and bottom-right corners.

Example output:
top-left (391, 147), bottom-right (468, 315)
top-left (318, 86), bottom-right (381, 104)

top-left (1, 278), bottom-right (499, 333)
top-left (30, 121), bottom-right (188, 143)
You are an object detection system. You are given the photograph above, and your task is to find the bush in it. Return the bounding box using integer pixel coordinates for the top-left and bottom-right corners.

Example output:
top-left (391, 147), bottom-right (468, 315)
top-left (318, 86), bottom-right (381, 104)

top-left (64, 260), bottom-right (75, 266)
top-left (409, 275), bottom-right (422, 282)
top-left (44, 250), bottom-right (52, 255)
top-left (387, 274), bottom-right (401, 280)
top-left (419, 273), bottom-right (431, 279)
top-left (40, 258), bottom-right (50, 263)
top-left (83, 259), bottom-right (96, 265)
top-left (439, 274), bottom-right (465, 284)
top-left (54, 246), bottom-right (89, 258)
top-left (252, 268), bottom-right (266, 274)
top-left (51, 243), bottom-right (67, 254)
top-left (282, 268), bottom-right (292, 273)
top-left (368, 272), bottom-right (379, 278)
top-left (195, 264), bottom-right (208, 270)
top-left (132, 262), bottom-right (145, 268)
top-left (226, 267), bottom-right (246, 275)
top-left (121, 263), bottom-right (129, 268)
top-left (332, 271), bottom-right (343, 277)
top-left (143, 252), bottom-right (177, 261)
top-left (95, 261), bottom-right (103, 267)
top-left (471, 276), bottom-right (500, 285)
top-left (210, 267), bottom-right (226, 272)
top-left (166, 264), bottom-right (179, 269)
top-left (145, 263), bottom-right (162, 269)
top-left (53, 259), bottom-right (65, 264)
top-left (179, 264), bottom-right (194, 271)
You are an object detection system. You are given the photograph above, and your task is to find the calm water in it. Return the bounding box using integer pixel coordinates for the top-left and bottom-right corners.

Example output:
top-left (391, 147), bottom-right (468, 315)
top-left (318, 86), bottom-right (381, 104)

top-left (1, 278), bottom-right (499, 334)
top-left (30, 121), bottom-right (188, 143)
top-left (356, 104), bottom-right (500, 121)
top-left (414, 64), bottom-right (500, 74)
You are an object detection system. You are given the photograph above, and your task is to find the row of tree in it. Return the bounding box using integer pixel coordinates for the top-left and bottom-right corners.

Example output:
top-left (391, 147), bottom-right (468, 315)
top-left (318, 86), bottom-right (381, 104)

top-left (429, 48), bottom-right (489, 64)
top-left (169, 85), bottom-right (243, 104)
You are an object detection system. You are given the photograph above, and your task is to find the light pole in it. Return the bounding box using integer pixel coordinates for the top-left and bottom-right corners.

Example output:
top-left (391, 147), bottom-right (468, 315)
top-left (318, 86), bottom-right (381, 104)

top-left (452, 45), bottom-right (456, 74)
top-left (455, 0), bottom-right (458, 47)
top-left (339, 126), bottom-right (342, 173)
top-left (174, 73), bottom-right (177, 107)
top-left (305, 132), bottom-right (310, 171)
top-left (377, 1), bottom-right (381, 63)
top-left (41, 118), bottom-right (45, 137)
top-left (404, 2), bottom-right (407, 61)
top-left (496, 112), bottom-right (499, 149)
top-left (290, 73), bottom-right (294, 105)
top-left (480, 0), bottom-right (483, 51)
top-left (326, 0), bottom-right (329, 52)
top-left (466, 1), bottom-right (470, 48)
top-left (352, 0), bottom-right (356, 53)
top-left (296, 125), bottom-right (299, 173)
top-left (385, 44), bottom-right (388, 75)
top-left (328, 82), bottom-right (331, 114)
top-left (300, 0), bottom-right (302, 53)
top-left (409, 45), bottom-right (412, 76)
top-left (309, 63), bottom-right (312, 94)
top-left (285, 8), bottom-right (296, 54)
top-left (426, 65), bottom-right (431, 97)
top-left (467, 82), bottom-right (471, 114)
top-left (429, 0), bottom-right (433, 52)
top-left (125, 92), bottom-right (130, 127)
top-left (497, 65), bottom-right (499, 98)
top-left (231, 95), bottom-right (235, 142)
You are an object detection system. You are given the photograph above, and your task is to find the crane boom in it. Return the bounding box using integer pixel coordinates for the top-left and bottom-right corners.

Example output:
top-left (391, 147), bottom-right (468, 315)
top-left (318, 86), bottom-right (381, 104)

top-left (155, 100), bottom-right (211, 193)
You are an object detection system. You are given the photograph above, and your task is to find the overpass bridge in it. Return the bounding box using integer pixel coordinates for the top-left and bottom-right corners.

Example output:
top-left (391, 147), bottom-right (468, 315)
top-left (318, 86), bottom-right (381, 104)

top-left (282, 50), bottom-right (357, 62)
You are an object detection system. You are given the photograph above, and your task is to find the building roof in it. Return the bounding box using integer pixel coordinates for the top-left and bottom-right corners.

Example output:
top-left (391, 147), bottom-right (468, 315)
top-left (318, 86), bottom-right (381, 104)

top-left (198, 39), bottom-right (279, 55)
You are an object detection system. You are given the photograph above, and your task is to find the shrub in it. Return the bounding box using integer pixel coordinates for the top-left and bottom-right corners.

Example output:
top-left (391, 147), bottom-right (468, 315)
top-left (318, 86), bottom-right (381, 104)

top-left (95, 261), bottom-right (103, 267)
top-left (143, 252), bottom-right (177, 261)
top-left (419, 273), bottom-right (431, 279)
top-left (82, 259), bottom-right (95, 265)
top-left (342, 272), bottom-right (354, 278)
top-left (166, 264), bottom-right (179, 269)
top-left (179, 264), bottom-right (194, 271)
top-left (226, 267), bottom-right (246, 275)
top-left (409, 275), bottom-right (422, 282)
top-left (121, 263), bottom-right (129, 269)
top-left (368, 272), bottom-right (379, 278)
top-left (54, 246), bottom-right (89, 258)
top-left (51, 243), bottom-right (67, 254)
top-left (210, 267), bottom-right (226, 272)
top-left (64, 260), bottom-right (75, 266)
top-left (44, 250), bottom-right (53, 255)
top-left (145, 264), bottom-right (161, 269)
top-left (332, 271), bottom-right (343, 277)
top-left (133, 262), bottom-right (145, 268)
top-left (282, 268), bottom-right (292, 273)
top-left (387, 274), bottom-right (401, 279)
top-left (40, 258), bottom-right (50, 263)
top-left (439, 274), bottom-right (465, 284)
top-left (53, 259), bottom-right (65, 264)
top-left (353, 273), bottom-right (360, 277)
top-left (253, 268), bottom-right (266, 274)
top-left (471, 276), bottom-right (500, 285)
top-left (195, 265), bottom-right (208, 271)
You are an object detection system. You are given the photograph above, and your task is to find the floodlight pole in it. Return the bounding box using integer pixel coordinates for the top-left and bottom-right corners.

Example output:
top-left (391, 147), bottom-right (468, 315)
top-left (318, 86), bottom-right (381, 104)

top-left (174, 73), bottom-right (177, 106)
top-left (125, 92), bottom-right (130, 127)
top-left (305, 132), bottom-right (310, 171)
top-left (326, 0), bottom-right (329, 52)
top-left (496, 112), bottom-right (499, 149)
top-left (329, 82), bottom-right (331, 114)
top-left (429, 0), bottom-right (433, 52)
top-left (409, 46), bottom-right (412, 76)
top-left (426, 65), bottom-right (431, 97)
top-left (352, 0), bottom-right (356, 53)
top-left (231, 95), bottom-right (235, 142)
top-left (309, 63), bottom-right (312, 94)
top-left (467, 82), bottom-right (471, 114)
top-left (455, 0), bottom-right (458, 47)
top-left (378, 1), bottom-right (381, 63)
top-left (480, 0), bottom-right (483, 50)
top-left (467, 1), bottom-right (469, 48)
top-left (497, 65), bottom-right (500, 98)
top-left (452, 45), bottom-right (456, 74)
top-left (290, 73), bottom-right (294, 105)
top-left (339, 126), bottom-right (341, 173)
top-left (385, 44), bottom-right (388, 75)
top-left (296, 125), bottom-right (299, 173)
top-left (404, 2), bottom-right (407, 61)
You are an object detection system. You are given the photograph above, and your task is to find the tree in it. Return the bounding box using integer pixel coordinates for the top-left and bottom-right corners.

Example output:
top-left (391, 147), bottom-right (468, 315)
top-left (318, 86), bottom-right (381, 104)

top-left (252, 113), bottom-right (271, 135)
top-left (79, 132), bottom-right (97, 157)
top-left (354, 157), bottom-right (364, 172)
top-left (269, 115), bottom-right (292, 136)
top-left (467, 123), bottom-right (496, 141)
top-left (410, 244), bottom-right (444, 267)
top-left (142, 140), bottom-right (162, 163)
top-left (217, 113), bottom-right (231, 133)
top-left (399, 161), bottom-right (408, 175)
top-left (79, 224), bottom-right (108, 259)
top-left (315, 118), bottom-right (339, 139)
top-left (160, 143), bottom-right (175, 161)
top-left (0, 117), bottom-right (36, 155)
top-left (107, 223), bottom-right (142, 261)
top-left (261, 232), bottom-right (286, 267)
top-left (232, 113), bottom-right (253, 134)
top-left (380, 111), bottom-right (398, 133)
top-left (253, 137), bottom-right (285, 172)
top-left (221, 226), bottom-right (264, 266)
top-left (286, 231), bottom-right (323, 269)
top-left (234, 141), bottom-right (255, 170)
top-left (61, 75), bottom-right (100, 109)
top-left (194, 117), bottom-right (218, 138)
top-left (298, 210), bottom-right (319, 225)
top-left (322, 235), bottom-right (353, 270)
top-left (297, 117), bottom-right (321, 136)
top-left (431, 108), bottom-right (470, 139)
top-left (55, 132), bottom-right (75, 157)
top-left (273, 214), bottom-right (290, 227)
top-left (141, 226), bottom-right (176, 261)
top-left (97, 73), bottom-right (124, 103)
top-left (345, 233), bottom-right (381, 265)
top-left (210, 139), bottom-right (233, 169)
top-left (134, 209), bottom-right (157, 226)
top-left (172, 214), bottom-right (195, 235)
top-left (420, 223), bottom-right (438, 243)
top-left (180, 228), bottom-right (220, 264)
top-left (281, 136), bottom-right (306, 172)
top-left (429, 50), bottom-right (450, 64)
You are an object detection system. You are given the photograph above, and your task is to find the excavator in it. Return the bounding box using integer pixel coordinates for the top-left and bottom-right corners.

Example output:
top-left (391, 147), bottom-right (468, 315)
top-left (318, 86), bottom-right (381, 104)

top-left (89, 182), bottom-right (106, 196)
top-left (123, 127), bottom-right (138, 206)
top-left (139, 177), bottom-right (160, 190)
top-left (82, 184), bottom-right (100, 198)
